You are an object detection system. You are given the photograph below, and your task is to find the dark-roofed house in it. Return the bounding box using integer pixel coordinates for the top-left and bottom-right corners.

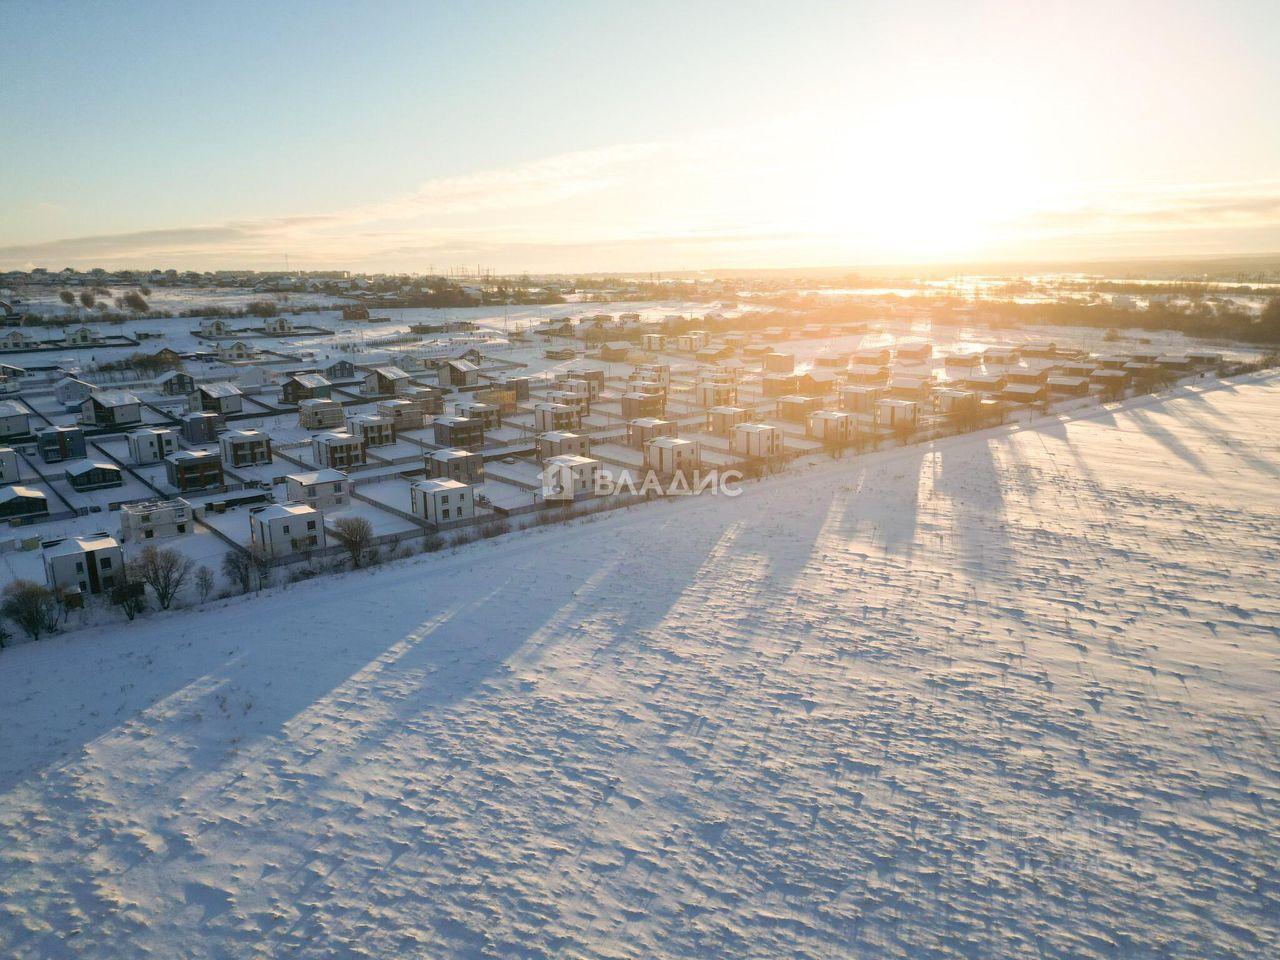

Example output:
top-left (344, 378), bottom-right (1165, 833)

top-left (65, 460), bottom-right (124, 492)
top-left (189, 382), bottom-right (244, 415)
top-left (80, 390), bottom-right (142, 428)
top-left (282, 373), bottom-right (332, 404)
top-left (166, 450), bottom-right (224, 493)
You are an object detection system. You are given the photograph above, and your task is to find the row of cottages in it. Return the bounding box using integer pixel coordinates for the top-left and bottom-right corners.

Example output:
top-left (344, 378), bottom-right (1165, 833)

top-left (249, 502), bottom-right (326, 558)
top-left (36, 424), bottom-right (86, 462)
top-left (347, 413), bottom-right (396, 447)
top-left (361, 365), bottom-right (412, 397)
top-left (533, 401), bottom-right (580, 433)
top-left (156, 370), bottom-right (196, 396)
top-left (312, 431), bottom-right (366, 470)
top-left (433, 415), bottom-right (484, 449)
top-left (80, 390), bottom-right (142, 429)
top-left (120, 498), bottom-right (192, 543)
top-left (65, 460), bottom-right (123, 492)
top-left (438, 358), bottom-right (479, 389)
top-left (42, 534), bottom-right (123, 597)
top-left (281, 373), bottom-right (332, 404)
top-left (220, 428), bottom-right (273, 468)
top-left (0, 485), bottom-right (49, 521)
top-left (127, 426), bottom-right (181, 465)
top-left (536, 430), bottom-right (590, 461)
top-left (299, 397), bottom-right (345, 431)
top-left (166, 449), bottom-right (224, 493)
top-left (410, 478), bottom-right (474, 525)
top-left (189, 382), bottom-right (244, 415)
top-left (428, 448), bottom-right (485, 484)
top-left (0, 401), bottom-right (31, 439)
top-left (285, 469), bottom-right (350, 509)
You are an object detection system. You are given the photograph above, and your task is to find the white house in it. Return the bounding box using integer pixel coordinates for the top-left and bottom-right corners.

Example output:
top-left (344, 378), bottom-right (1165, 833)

top-left (127, 426), bottom-right (179, 464)
top-left (876, 398), bottom-right (919, 433)
top-left (249, 502), bottom-right (326, 557)
top-left (542, 454), bottom-right (601, 501)
top-left (262, 315), bottom-right (294, 335)
top-left (410, 478), bottom-right (474, 524)
top-left (217, 340), bottom-right (257, 361)
top-left (42, 533), bottom-right (124, 596)
top-left (120, 498), bottom-right (192, 543)
top-left (284, 469), bottom-right (350, 508)
top-left (730, 422), bottom-right (782, 458)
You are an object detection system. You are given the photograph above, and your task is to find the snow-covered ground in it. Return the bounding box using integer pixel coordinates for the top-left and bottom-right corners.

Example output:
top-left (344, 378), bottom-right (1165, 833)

top-left (0, 373), bottom-right (1277, 959)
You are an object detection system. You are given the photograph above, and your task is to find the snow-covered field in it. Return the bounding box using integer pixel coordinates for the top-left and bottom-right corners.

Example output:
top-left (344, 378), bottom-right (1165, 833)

top-left (0, 373), bottom-right (1277, 959)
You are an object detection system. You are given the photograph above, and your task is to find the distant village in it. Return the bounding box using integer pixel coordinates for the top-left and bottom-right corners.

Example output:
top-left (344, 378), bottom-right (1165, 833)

top-left (0, 273), bottom-right (1263, 641)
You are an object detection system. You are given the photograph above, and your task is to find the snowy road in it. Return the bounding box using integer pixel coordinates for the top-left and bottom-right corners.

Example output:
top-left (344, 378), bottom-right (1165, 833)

top-left (1, 374), bottom-right (1278, 958)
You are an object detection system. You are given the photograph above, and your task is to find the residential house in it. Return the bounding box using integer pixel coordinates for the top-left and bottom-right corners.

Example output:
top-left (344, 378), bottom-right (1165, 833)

top-left (64, 325), bottom-right (97, 346)
top-left (600, 342), bottom-right (632, 362)
top-left (217, 340), bottom-right (257, 361)
top-left (427, 448), bottom-right (485, 484)
top-left (933, 388), bottom-right (979, 417)
top-left (777, 395), bottom-right (822, 422)
top-left (0, 446), bottom-right (19, 484)
top-left (852, 347), bottom-right (892, 366)
top-left (1001, 383), bottom-right (1046, 404)
top-left (887, 376), bottom-right (932, 403)
top-left (54, 377), bottom-right (94, 407)
top-left (189, 382), bottom-right (244, 415)
top-left (696, 380), bottom-right (736, 407)
top-left (627, 417), bottom-right (676, 448)
top-left (346, 413), bottom-right (396, 447)
top-left (325, 358), bottom-right (356, 380)
top-left (198, 317), bottom-right (232, 337)
top-left (298, 397), bottom-right (345, 430)
top-left (763, 351), bottom-right (795, 373)
top-left (645, 436), bottom-right (700, 477)
top-left (120, 498), bottom-right (192, 542)
top-left (180, 411), bottom-right (223, 443)
top-left (807, 410), bottom-right (853, 444)
top-left (876, 398), bottom-right (920, 433)
top-left (542, 454), bottom-right (601, 501)
top-left (0, 485), bottom-right (48, 521)
top-left (0, 401), bottom-right (30, 439)
top-left (0, 330), bottom-right (35, 351)
top-left (706, 405), bottom-right (750, 436)
top-left (262, 315), bottom-right (294, 335)
top-left (410, 478), bottom-right (474, 525)
top-left (620, 391), bottom-right (664, 419)
top-left (219, 428), bottom-right (273, 467)
top-left (362, 365), bottom-right (412, 396)
top-left (438, 358), bottom-right (479, 388)
top-left (155, 370), bottom-right (195, 395)
top-left (249, 502), bottom-right (326, 557)
top-left (165, 450), bottom-right (224, 493)
top-left (846, 363), bottom-right (891, 386)
top-left (127, 426), bottom-right (179, 464)
top-left (42, 534), bottom-right (123, 596)
top-left (80, 390), bottom-right (142, 428)
top-left (730, 422), bottom-right (782, 458)
top-left (432, 415), bottom-right (483, 449)
top-left (452, 398), bottom-right (501, 430)
top-left (895, 339), bottom-right (932, 363)
top-left (536, 431), bottom-right (590, 461)
top-left (761, 373), bottom-right (800, 397)
top-left (533, 402), bottom-right (579, 433)
top-left (311, 431), bottom-right (366, 469)
top-left (284, 469), bottom-right (350, 509)
top-left (36, 424), bottom-right (85, 462)
top-left (641, 333), bottom-right (666, 352)
top-left (796, 370), bottom-right (840, 396)
top-left (282, 373), bottom-right (331, 404)
top-left (1047, 376), bottom-right (1090, 398)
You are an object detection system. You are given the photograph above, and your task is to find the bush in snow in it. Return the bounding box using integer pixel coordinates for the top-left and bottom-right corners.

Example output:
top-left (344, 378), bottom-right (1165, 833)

top-left (2, 581), bottom-right (60, 642)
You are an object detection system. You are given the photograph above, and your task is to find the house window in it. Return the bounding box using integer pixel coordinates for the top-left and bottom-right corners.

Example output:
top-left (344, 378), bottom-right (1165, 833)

top-left (177, 524), bottom-right (186, 533)
top-left (282, 525), bottom-right (290, 535)
top-left (75, 561), bottom-right (84, 574)
top-left (442, 508), bottom-right (450, 519)
top-left (100, 557), bottom-right (112, 570)
top-left (145, 530), bottom-right (155, 539)
top-left (306, 520), bottom-right (316, 531)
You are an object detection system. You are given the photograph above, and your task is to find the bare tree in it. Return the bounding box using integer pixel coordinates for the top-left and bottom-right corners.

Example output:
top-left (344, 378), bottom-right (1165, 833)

top-left (222, 551), bottom-right (253, 594)
top-left (194, 566), bottom-right (215, 603)
top-left (1, 581), bottom-right (60, 642)
top-left (111, 581), bottom-right (148, 621)
top-left (332, 517), bottom-right (374, 568)
top-left (132, 545), bottom-right (196, 609)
